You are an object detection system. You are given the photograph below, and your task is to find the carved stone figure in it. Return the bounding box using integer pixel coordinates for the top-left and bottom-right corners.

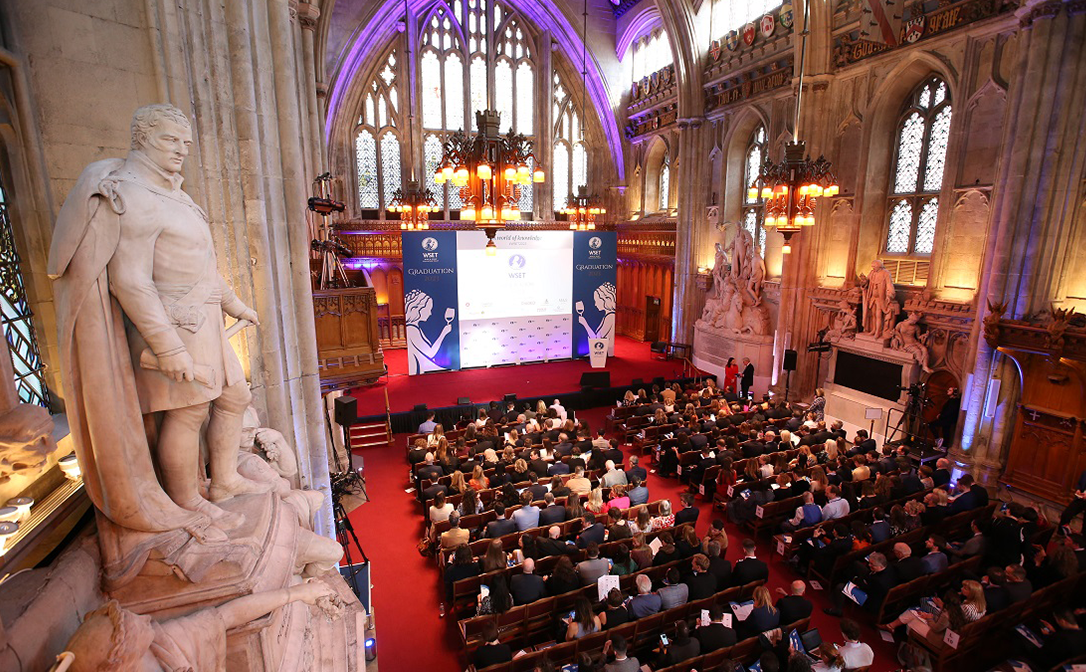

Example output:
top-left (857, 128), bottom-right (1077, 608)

top-left (825, 299), bottom-right (858, 342)
top-left (891, 311), bottom-right (932, 372)
top-left (698, 225), bottom-right (769, 334)
top-left (859, 260), bottom-right (899, 340)
top-left (65, 581), bottom-right (341, 672)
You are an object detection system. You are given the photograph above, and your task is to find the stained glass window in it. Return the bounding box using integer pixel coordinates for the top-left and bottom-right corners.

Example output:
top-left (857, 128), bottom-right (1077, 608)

top-left (553, 141), bottom-right (570, 208)
top-left (355, 50), bottom-right (400, 211)
top-left (495, 59), bottom-right (514, 133)
top-left (742, 125), bottom-right (768, 254)
top-left (886, 76), bottom-right (952, 256)
top-left (712, 0), bottom-right (783, 44)
top-left (444, 52), bottom-right (464, 132)
top-left (630, 29), bottom-right (673, 83)
top-left (659, 153), bottom-right (670, 212)
top-left (552, 75), bottom-right (590, 213)
top-left (516, 62), bottom-right (534, 135)
top-left (519, 156), bottom-right (534, 211)
top-left (0, 170), bottom-right (49, 409)
top-left (424, 133), bottom-right (445, 210)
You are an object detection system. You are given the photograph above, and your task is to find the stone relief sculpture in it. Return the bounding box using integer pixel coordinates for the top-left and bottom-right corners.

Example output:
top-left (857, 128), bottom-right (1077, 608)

top-left (890, 311), bottom-right (932, 372)
top-left (859, 259), bottom-right (899, 341)
top-left (824, 299), bottom-right (858, 342)
top-left (698, 226), bottom-right (771, 335)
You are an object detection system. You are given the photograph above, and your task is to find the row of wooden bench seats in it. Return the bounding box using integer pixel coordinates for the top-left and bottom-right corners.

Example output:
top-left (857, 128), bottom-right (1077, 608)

top-left (771, 488), bottom-right (934, 562)
top-left (461, 575), bottom-right (770, 666)
top-left (809, 503), bottom-right (996, 587)
top-left (448, 520), bottom-right (690, 620)
top-left (437, 501), bottom-right (674, 570)
top-left (908, 570), bottom-right (1086, 671)
top-left (871, 554), bottom-right (985, 624)
top-left (415, 457), bottom-right (614, 489)
top-left (417, 467), bottom-right (611, 513)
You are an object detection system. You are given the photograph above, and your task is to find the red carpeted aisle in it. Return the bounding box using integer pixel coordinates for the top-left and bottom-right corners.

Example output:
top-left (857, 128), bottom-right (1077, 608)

top-left (350, 336), bottom-right (691, 417)
top-left (346, 405), bottom-right (899, 672)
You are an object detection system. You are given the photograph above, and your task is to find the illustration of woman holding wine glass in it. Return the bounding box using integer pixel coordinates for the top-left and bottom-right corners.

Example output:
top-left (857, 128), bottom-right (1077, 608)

top-left (577, 282), bottom-right (617, 356)
top-left (405, 289), bottom-right (455, 375)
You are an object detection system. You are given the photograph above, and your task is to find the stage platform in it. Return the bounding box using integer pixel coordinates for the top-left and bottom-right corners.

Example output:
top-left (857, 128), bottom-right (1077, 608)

top-left (349, 336), bottom-right (705, 433)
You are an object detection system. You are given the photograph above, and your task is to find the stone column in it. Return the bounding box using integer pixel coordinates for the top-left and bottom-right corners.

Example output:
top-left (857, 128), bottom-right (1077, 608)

top-left (955, 0), bottom-right (1086, 485)
top-left (298, 3), bottom-right (325, 176)
top-left (671, 117), bottom-right (711, 343)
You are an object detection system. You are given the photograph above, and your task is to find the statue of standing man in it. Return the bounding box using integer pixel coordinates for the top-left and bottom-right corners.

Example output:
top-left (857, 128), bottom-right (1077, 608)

top-left (48, 104), bottom-right (270, 554)
top-left (860, 260), bottom-right (898, 341)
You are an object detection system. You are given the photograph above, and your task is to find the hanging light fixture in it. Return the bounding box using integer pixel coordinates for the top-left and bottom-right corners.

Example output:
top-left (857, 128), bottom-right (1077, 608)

top-left (747, 0), bottom-right (839, 254)
top-left (434, 111), bottom-right (542, 247)
top-left (563, 186), bottom-right (605, 230)
top-left (390, 180), bottom-right (436, 230)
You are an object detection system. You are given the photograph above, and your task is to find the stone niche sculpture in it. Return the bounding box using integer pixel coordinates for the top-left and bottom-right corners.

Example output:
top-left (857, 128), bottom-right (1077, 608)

top-left (858, 259), bottom-right (900, 342)
top-left (890, 311), bottom-right (932, 372)
top-left (697, 227), bottom-right (771, 336)
top-left (823, 298), bottom-right (858, 343)
top-left (46, 104), bottom-right (362, 672)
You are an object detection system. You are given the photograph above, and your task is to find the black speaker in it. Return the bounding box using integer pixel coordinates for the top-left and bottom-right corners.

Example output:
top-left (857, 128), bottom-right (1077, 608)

top-left (783, 349), bottom-right (798, 371)
top-left (457, 397), bottom-right (471, 405)
top-left (413, 403), bottom-right (428, 412)
top-left (652, 376), bottom-right (666, 388)
top-left (334, 395), bottom-right (358, 426)
top-left (650, 341), bottom-right (667, 353)
top-left (580, 372), bottom-right (611, 388)
top-left (503, 393), bottom-right (517, 403)
top-left (631, 378), bottom-right (644, 387)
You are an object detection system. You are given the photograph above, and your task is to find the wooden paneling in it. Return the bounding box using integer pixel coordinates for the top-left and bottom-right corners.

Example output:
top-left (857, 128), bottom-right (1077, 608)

top-left (313, 287), bottom-right (386, 391)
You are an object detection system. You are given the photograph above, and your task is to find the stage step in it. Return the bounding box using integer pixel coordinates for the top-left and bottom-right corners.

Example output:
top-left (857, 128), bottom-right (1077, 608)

top-left (348, 421), bottom-right (391, 451)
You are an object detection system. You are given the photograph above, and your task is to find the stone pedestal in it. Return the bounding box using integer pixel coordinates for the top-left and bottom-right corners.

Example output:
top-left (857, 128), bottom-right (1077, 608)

top-left (824, 339), bottom-right (919, 444)
top-left (692, 323), bottom-right (774, 396)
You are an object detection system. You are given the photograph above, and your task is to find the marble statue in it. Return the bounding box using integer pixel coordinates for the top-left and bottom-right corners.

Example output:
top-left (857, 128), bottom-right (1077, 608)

top-left (825, 299), bottom-right (858, 342)
top-left (859, 259), bottom-right (899, 340)
top-left (65, 580), bottom-right (341, 672)
top-left (891, 311), bottom-right (932, 372)
top-left (698, 225), bottom-right (771, 334)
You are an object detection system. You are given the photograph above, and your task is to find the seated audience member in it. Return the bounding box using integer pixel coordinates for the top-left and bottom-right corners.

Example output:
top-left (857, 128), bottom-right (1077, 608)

top-left (948, 474), bottom-right (989, 514)
top-left (439, 512), bottom-right (469, 550)
top-left (468, 464), bottom-right (489, 491)
top-left (821, 485), bottom-right (850, 521)
top-left (981, 567), bottom-right (1011, 612)
top-left (627, 476), bottom-right (649, 506)
top-left (475, 574), bottom-right (513, 616)
top-left (869, 508), bottom-right (891, 543)
top-left (705, 540), bottom-right (731, 588)
top-left (932, 458), bottom-right (952, 487)
top-left (577, 542), bottom-right (612, 586)
top-left (548, 457), bottom-right (570, 476)
top-left (567, 467), bottom-right (592, 496)
top-left (655, 620), bottom-right (700, 667)
top-left (658, 567), bottom-right (690, 609)
top-left (650, 500), bottom-right (675, 531)
top-left (603, 634), bottom-right (640, 672)
top-left (485, 502), bottom-right (517, 538)
top-left (631, 533), bottom-right (654, 570)
top-left (525, 471), bottom-right (548, 500)
top-left (599, 588), bottom-right (631, 630)
top-left (428, 491), bottom-right (454, 525)
top-left (630, 508), bottom-right (653, 535)
top-left (950, 518), bottom-right (987, 560)
top-left (565, 596), bottom-right (602, 641)
top-left (775, 580), bottom-right (814, 625)
top-left (609, 544), bottom-right (638, 576)
top-left (577, 511), bottom-right (606, 548)
top-left (458, 487), bottom-right (485, 517)
top-left (602, 460), bottom-right (628, 487)
top-left (891, 541), bottom-right (925, 584)
top-left (674, 492), bottom-right (700, 526)
top-left (810, 643), bottom-right (845, 672)
top-left (628, 574), bottom-right (662, 619)
top-left (1031, 608), bottom-right (1086, 670)
top-left (482, 538), bottom-right (512, 572)
top-left (608, 484), bottom-right (631, 511)
top-left (783, 491), bottom-right (823, 532)
top-left (538, 492), bottom-right (567, 526)
top-left (695, 603), bottom-right (738, 653)
top-left (626, 455), bottom-right (648, 483)
top-left (443, 544), bottom-right (480, 603)
top-left (921, 535), bottom-right (949, 574)
top-left (741, 586), bottom-right (781, 638)
top-left (837, 619), bottom-right (874, 670)
top-left (1031, 543), bottom-right (1079, 588)
top-left (685, 553), bottom-right (717, 600)
top-left (676, 524), bottom-right (701, 558)
top-left (825, 551), bottom-right (897, 616)
top-left (883, 587), bottom-right (968, 638)
top-left (473, 621), bottom-right (512, 668)
top-left (545, 555), bottom-right (581, 596)
top-left (703, 518), bottom-right (730, 555)
top-left (731, 538), bottom-right (769, 586)
top-left (512, 491), bottom-right (541, 531)
top-left (607, 507), bottom-right (632, 540)
top-left (652, 532), bottom-right (682, 566)
top-left (1005, 564), bottom-right (1033, 603)
top-left (510, 557), bottom-right (547, 605)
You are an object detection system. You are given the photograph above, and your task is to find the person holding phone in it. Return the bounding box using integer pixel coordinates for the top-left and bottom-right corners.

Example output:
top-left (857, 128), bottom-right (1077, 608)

top-left (654, 620), bottom-right (700, 666)
top-left (564, 596), bottom-right (602, 641)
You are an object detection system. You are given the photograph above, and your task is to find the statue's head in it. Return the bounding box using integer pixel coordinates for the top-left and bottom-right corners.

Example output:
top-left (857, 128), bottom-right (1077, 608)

top-left (240, 406), bottom-right (260, 449)
top-left (67, 600), bottom-right (154, 672)
top-left (130, 104), bottom-right (192, 174)
top-left (871, 260), bottom-right (885, 271)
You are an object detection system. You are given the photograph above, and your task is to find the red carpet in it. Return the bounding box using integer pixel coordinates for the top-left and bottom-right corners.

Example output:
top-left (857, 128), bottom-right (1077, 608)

top-left (350, 336), bottom-right (696, 417)
top-left (346, 406), bottom-right (899, 672)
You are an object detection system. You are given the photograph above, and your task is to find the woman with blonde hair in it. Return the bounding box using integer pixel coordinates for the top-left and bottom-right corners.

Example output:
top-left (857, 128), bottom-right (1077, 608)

top-left (608, 484), bottom-right (630, 511)
top-left (537, 399), bottom-right (549, 416)
top-left (585, 488), bottom-right (608, 515)
top-left (653, 408), bottom-right (667, 425)
top-left (426, 423), bottom-right (445, 447)
top-left (448, 470), bottom-right (467, 495)
top-left (622, 389), bottom-right (637, 406)
top-left (759, 454), bottom-right (775, 479)
top-left (809, 466), bottom-right (828, 494)
top-left (960, 580), bottom-right (987, 621)
top-left (744, 586), bottom-right (780, 636)
top-left (823, 440), bottom-right (838, 463)
top-left (469, 464), bottom-right (489, 491)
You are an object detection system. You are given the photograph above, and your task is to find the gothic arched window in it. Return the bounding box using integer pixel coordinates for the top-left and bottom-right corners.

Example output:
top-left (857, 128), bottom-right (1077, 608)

top-left (0, 167), bottom-right (49, 408)
top-left (658, 152), bottom-right (670, 212)
top-left (552, 74), bottom-right (586, 210)
top-left (631, 29), bottom-right (672, 83)
top-left (885, 77), bottom-right (952, 256)
top-left (713, 0), bottom-right (783, 42)
top-left (355, 49), bottom-right (401, 212)
top-left (743, 125), bottom-right (767, 253)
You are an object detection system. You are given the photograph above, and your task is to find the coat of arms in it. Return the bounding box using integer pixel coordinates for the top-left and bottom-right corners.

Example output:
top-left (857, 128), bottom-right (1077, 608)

top-left (726, 30), bottom-right (740, 51)
top-left (710, 39), bottom-right (722, 61)
top-left (903, 14), bottom-right (926, 43)
top-left (760, 13), bottom-right (776, 38)
top-left (742, 22), bottom-right (757, 46)
top-left (779, 3), bottom-right (794, 28)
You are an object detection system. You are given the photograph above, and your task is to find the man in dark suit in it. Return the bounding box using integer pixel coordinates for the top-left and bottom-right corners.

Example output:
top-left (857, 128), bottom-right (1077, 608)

top-left (740, 358), bottom-right (755, 398)
top-left (694, 603), bottom-right (737, 653)
top-left (485, 502), bottom-right (517, 538)
top-left (826, 551), bottom-right (897, 616)
top-left (982, 566), bottom-right (1011, 612)
top-left (705, 540), bottom-right (731, 588)
top-left (933, 458), bottom-right (952, 487)
top-left (576, 511), bottom-right (606, 548)
top-left (525, 471), bottom-right (548, 501)
top-left (548, 459), bottom-right (570, 476)
top-left (948, 474), bottom-right (988, 514)
top-left (891, 542), bottom-right (925, 584)
top-left (877, 446), bottom-right (897, 474)
top-left (684, 554), bottom-right (718, 600)
top-left (674, 493), bottom-right (700, 526)
top-left (527, 450), bottom-right (549, 478)
top-left (510, 557), bottom-right (547, 605)
top-left (604, 439), bottom-right (625, 467)
top-left (534, 526), bottom-right (576, 558)
top-left (775, 580), bottom-right (814, 625)
top-left (554, 433), bottom-right (574, 457)
top-left (731, 539), bottom-right (769, 586)
top-left (785, 411), bottom-right (804, 432)
top-left (626, 455), bottom-right (648, 484)
top-left (538, 493), bottom-right (566, 526)
top-left (740, 432), bottom-right (764, 458)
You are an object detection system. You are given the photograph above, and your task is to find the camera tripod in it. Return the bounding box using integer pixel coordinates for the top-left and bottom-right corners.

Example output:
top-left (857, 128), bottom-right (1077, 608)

top-left (887, 385), bottom-right (933, 450)
top-left (331, 467), bottom-right (369, 599)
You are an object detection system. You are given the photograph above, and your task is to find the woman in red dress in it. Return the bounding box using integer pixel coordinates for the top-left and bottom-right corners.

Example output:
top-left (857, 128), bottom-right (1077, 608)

top-left (723, 357), bottom-right (739, 394)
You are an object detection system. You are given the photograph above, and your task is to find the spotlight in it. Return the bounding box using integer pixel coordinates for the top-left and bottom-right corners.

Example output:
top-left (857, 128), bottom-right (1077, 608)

top-left (364, 636), bottom-right (377, 661)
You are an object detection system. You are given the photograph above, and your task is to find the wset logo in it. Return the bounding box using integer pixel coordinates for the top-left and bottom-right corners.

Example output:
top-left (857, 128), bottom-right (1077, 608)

top-left (421, 237), bottom-right (439, 251)
top-left (593, 340), bottom-right (606, 351)
top-left (508, 254), bottom-right (526, 269)
top-left (588, 236), bottom-right (602, 249)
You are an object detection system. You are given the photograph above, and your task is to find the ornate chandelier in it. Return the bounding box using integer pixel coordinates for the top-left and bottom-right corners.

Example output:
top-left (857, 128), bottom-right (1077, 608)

top-left (562, 186), bottom-right (606, 231)
top-left (390, 181), bottom-right (436, 230)
top-left (434, 110), bottom-right (543, 249)
top-left (747, 142), bottom-right (839, 253)
top-left (746, 0), bottom-right (839, 254)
